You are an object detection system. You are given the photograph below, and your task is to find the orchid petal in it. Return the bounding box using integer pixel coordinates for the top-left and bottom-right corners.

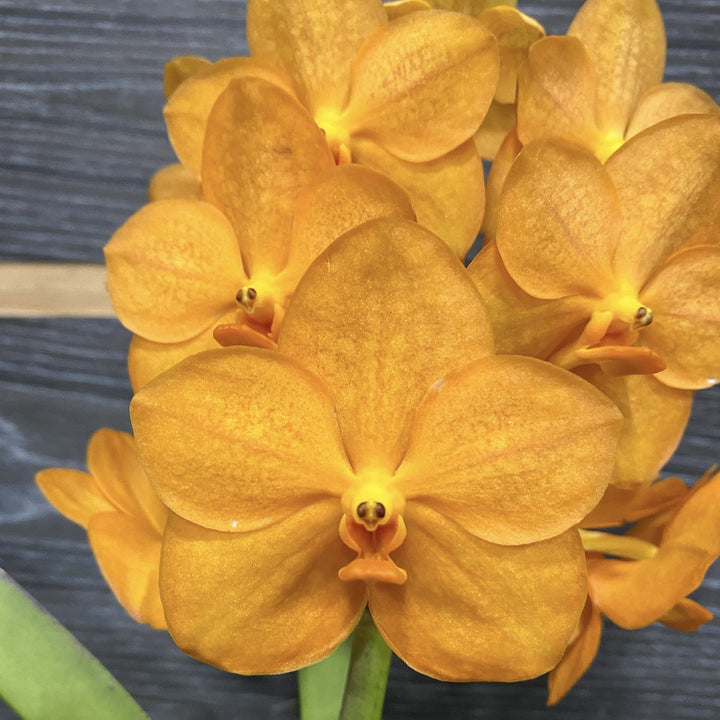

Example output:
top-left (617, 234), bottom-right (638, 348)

top-left (574, 369), bottom-right (692, 489)
top-left (87, 513), bottom-right (166, 630)
top-left (481, 125), bottom-right (521, 238)
top-left (35, 469), bottom-right (113, 528)
top-left (351, 137), bottom-right (485, 259)
top-left (567, 0), bottom-right (665, 136)
top-left (247, 0), bottom-right (386, 114)
top-left (370, 504), bottom-right (586, 681)
top-left (473, 101), bottom-right (516, 161)
top-left (278, 218), bottom-right (494, 472)
top-left (642, 245), bottom-right (720, 389)
top-left (202, 77), bottom-right (333, 277)
top-left (286, 164), bottom-right (415, 283)
top-left (164, 56), bottom-right (293, 175)
top-left (607, 115), bottom-right (720, 287)
top-left (147, 164), bottom-right (201, 202)
top-left (344, 10), bottom-right (498, 162)
top-left (496, 139), bottom-right (621, 299)
top-left (131, 348), bottom-right (354, 532)
top-left (163, 56), bottom-right (211, 100)
top-left (161, 507), bottom-right (366, 674)
top-left (104, 199), bottom-right (243, 343)
top-left (658, 598), bottom-right (713, 632)
top-left (396, 355), bottom-right (621, 545)
top-left (626, 82), bottom-right (720, 139)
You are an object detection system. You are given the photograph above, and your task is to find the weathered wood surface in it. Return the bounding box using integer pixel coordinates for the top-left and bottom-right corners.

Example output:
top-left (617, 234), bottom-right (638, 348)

top-left (1, 1), bottom-right (719, 718)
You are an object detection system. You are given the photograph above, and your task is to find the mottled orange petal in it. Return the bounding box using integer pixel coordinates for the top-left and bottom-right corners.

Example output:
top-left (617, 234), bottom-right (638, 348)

top-left (278, 218), bottom-right (494, 472)
top-left (370, 504), bottom-right (586, 681)
top-left (581, 476), bottom-right (689, 529)
top-left (658, 598), bottom-right (713, 632)
top-left (574, 369), bottom-right (692, 489)
top-left (626, 82), bottom-right (720, 139)
top-left (35, 469), bottom-right (112, 528)
top-left (131, 348), bottom-right (354, 532)
top-left (161, 507), bottom-right (366, 674)
top-left (247, 0), bottom-right (386, 113)
top-left (344, 10), bottom-right (499, 162)
top-left (396, 356), bottom-right (621, 545)
top-left (351, 137), bottom-right (485, 258)
top-left (642, 245), bottom-right (720, 389)
top-left (104, 199), bottom-right (243, 343)
top-left (147, 163), bottom-right (201, 202)
top-left (286, 164), bottom-right (415, 283)
top-left (567, 0), bottom-right (665, 136)
top-left (202, 77), bottom-right (333, 277)
top-left (164, 56), bottom-right (294, 174)
top-left (86, 429), bottom-right (166, 534)
top-left (163, 55), bottom-right (211, 100)
top-left (87, 513), bottom-right (166, 630)
top-left (547, 598), bottom-right (602, 706)
top-left (588, 473), bottom-right (720, 629)
top-left (467, 240), bottom-right (590, 357)
top-left (473, 101), bottom-right (516, 161)
top-left (607, 114), bottom-right (720, 288)
top-left (127, 311), bottom-right (235, 392)
top-left (516, 36), bottom-right (603, 151)
top-left (496, 139), bottom-right (621, 299)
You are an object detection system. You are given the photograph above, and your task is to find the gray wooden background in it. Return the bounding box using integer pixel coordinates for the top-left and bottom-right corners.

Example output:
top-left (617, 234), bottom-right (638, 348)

top-left (1, 1), bottom-right (719, 718)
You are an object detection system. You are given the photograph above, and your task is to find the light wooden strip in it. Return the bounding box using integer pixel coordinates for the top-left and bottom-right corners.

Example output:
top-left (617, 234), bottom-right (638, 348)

top-left (0, 262), bottom-right (115, 316)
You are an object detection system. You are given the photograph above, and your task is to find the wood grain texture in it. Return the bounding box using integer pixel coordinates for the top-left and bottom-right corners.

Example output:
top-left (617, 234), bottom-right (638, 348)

top-left (1, 1), bottom-right (719, 718)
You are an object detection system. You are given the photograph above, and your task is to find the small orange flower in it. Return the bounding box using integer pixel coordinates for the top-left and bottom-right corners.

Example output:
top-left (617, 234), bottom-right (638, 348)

top-left (36, 429), bottom-right (168, 630)
top-left (130, 218), bottom-right (622, 680)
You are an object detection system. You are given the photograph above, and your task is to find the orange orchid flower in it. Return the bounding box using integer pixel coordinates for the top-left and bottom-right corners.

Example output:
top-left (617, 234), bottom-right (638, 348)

top-left (548, 469), bottom-right (720, 704)
top-left (163, 0), bottom-right (499, 257)
top-left (35, 429), bottom-right (168, 630)
top-left (130, 218), bottom-right (622, 681)
top-left (105, 76), bottom-right (415, 390)
top-left (471, 115), bottom-right (720, 391)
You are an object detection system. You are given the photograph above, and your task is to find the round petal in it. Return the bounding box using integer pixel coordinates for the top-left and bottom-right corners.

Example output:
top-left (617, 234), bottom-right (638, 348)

top-left (344, 10), bottom-right (499, 162)
top-left (161, 506), bottom-right (366, 674)
top-left (642, 245), bottom-right (720, 389)
top-left (574, 369), bottom-right (693, 488)
top-left (35, 469), bottom-right (113, 529)
top-left (351, 137), bottom-right (485, 258)
top-left (278, 218), bottom-right (494, 473)
top-left (247, 0), bottom-right (387, 113)
top-left (164, 56), bottom-right (293, 175)
top-left (567, 0), bottom-right (665, 136)
top-left (496, 139), bottom-right (622, 299)
top-left (147, 164), bottom-right (201, 202)
top-left (626, 82), bottom-right (720, 140)
top-left (131, 348), bottom-right (354, 532)
top-left (87, 512), bottom-right (166, 630)
top-left (395, 355), bottom-right (622, 545)
top-left (163, 55), bottom-right (211, 100)
top-left (104, 199), bottom-right (243, 343)
top-left (202, 77), bottom-right (334, 277)
top-left (370, 504), bottom-right (587, 681)
top-left (607, 114), bottom-right (720, 288)
top-left (286, 164), bottom-right (416, 283)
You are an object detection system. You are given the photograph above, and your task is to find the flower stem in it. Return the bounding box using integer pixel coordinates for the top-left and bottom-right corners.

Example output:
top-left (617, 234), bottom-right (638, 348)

top-left (298, 635), bottom-right (352, 720)
top-left (338, 611), bottom-right (392, 720)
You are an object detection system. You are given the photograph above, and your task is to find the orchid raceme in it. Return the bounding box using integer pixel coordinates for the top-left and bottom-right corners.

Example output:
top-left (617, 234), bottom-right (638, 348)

top-left (105, 76), bottom-right (415, 390)
top-left (548, 469), bottom-right (720, 704)
top-left (35, 429), bottom-right (168, 630)
top-left (129, 218), bottom-right (622, 681)
top-left (162, 0), bottom-right (500, 257)
top-left (470, 115), bottom-right (720, 391)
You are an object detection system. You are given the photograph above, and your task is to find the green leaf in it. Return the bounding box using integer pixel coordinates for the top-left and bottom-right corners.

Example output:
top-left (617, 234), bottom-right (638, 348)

top-left (298, 634), bottom-right (353, 720)
top-left (0, 569), bottom-right (151, 720)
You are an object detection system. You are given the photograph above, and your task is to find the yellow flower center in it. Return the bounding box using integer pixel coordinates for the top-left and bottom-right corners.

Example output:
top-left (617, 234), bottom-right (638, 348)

top-left (338, 471), bottom-right (407, 585)
top-left (315, 106), bottom-right (352, 165)
top-left (235, 274), bottom-right (278, 326)
top-left (597, 290), bottom-right (653, 333)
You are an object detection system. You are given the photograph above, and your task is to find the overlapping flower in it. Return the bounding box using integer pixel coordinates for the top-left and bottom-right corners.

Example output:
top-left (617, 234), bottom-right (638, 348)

top-left (37, 0), bottom-right (720, 704)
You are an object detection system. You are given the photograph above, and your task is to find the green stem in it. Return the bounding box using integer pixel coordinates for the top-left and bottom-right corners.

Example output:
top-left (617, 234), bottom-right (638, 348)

top-left (338, 611), bottom-right (392, 720)
top-left (298, 635), bottom-right (353, 720)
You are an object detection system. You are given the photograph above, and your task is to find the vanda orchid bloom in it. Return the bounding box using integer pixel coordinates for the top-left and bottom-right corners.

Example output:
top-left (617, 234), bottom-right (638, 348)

top-left (162, 0), bottom-right (500, 257)
top-left (130, 219), bottom-right (622, 681)
top-left (470, 115), bottom-right (720, 391)
top-left (35, 429), bottom-right (168, 630)
top-left (105, 76), bottom-right (414, 390)
top-left (548, 469), bottom-right (720, 704)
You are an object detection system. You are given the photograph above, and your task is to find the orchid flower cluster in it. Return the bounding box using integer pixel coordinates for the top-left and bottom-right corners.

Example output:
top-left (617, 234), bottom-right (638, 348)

top-left (36, 0), bottom-right (720, 713)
